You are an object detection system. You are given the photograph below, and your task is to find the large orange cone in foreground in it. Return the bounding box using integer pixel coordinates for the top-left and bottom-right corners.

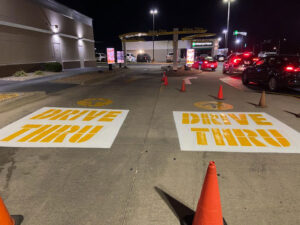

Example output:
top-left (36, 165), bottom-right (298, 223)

top-left (0, 197), bottom-right (15, 225)
top-left (217, 85), bottom-right (224, 100)
top-left (180, 80), bottom-right (186, 92)
top-left (192, 161), bottom-right (223, 225)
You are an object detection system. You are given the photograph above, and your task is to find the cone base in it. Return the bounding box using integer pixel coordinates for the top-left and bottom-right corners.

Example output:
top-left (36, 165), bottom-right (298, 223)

top-left (180, 214), bottom-right (228, 225)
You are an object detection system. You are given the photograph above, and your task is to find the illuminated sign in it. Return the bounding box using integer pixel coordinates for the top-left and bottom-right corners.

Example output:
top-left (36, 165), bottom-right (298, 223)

top-left (117, 51), bottom-right (124, 63)
top-left (192, 41), bottom-right (213, 47)
top-left (107, 48), bottom-right (115, 64)
top-left (0, 107), bottom-right (129, 148)
top-left (186, 49), bottom-right (195, 65)
top-left (173, 112), bottom-right (300, 153)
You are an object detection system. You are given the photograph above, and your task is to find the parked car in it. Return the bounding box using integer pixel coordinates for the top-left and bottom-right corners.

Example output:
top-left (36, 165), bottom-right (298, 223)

top-left (215, 54), bottom-right (226, 62)
top-left (242, 55), bottom-right (300, 91)
top-left (126, 53), bottom-right (136, 62)
top-left (223, 52), bottom-right (259, 74)
top-left (258, 51), bottom-right (277, 58)
top-left (95, 53), bottom-right (106, 62)
top-left (166, 52), bottom-right (181, 62)
top-left (192, 56), bottom-right (218, 71)
top-left (137, 53), bottom-right (151, 62)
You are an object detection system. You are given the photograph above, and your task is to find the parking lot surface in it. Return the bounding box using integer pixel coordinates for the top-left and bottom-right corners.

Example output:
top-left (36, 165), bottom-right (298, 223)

top-left (0, 64), bottom-right (299, 225)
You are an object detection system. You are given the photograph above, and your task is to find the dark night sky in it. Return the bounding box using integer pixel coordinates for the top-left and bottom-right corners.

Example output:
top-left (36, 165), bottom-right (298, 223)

top-left (56, 0), bottom-right (300, 53)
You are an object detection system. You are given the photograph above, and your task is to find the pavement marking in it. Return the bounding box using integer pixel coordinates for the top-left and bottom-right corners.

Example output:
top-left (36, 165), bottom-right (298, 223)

top-left (194, 101), bottom-right (233, 110)
top-left (173, 111), bottom-right (300, 153)
top-left (183, 76), bottom-right (198, 85)
top-left (0, 93), bottom-right (20, 102)
top-left (77, 98), bottom-right (113, 107)
top-left (0, 107), bottom-right (129, 148)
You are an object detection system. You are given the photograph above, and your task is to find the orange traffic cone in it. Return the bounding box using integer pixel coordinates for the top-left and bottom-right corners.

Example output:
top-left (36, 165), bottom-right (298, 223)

top-left (0, 197), bottom-right (15, 225)
top-left (217, 85), bottom-right (224, 100)
top-left (257, 90), bottom-right (266, 107)
top-left (192, 161), bottom-right (223, 225)
top-left (164, 76), bottom-right (168, 86)
top-left (180, 80), bottom-right (186, 92)
top-left (161, 72), bottom-right (166, 82)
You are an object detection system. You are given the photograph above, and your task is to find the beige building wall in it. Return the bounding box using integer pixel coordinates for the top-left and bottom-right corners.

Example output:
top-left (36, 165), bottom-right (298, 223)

top-left (0, 0), bottom-right (96, 76)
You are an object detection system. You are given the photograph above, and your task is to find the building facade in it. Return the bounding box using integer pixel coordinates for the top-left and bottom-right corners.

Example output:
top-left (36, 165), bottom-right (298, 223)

top-left (125, 38), bottom-right (219, 62)
top-left (0, 0), bottom-right (96, 77)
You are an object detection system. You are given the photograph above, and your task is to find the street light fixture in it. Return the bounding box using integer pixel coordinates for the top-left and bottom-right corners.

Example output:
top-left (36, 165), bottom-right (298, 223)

top-left (150, 9), bottom-right (158, 62)
top-left (223, 0), bottom-right (235, 49)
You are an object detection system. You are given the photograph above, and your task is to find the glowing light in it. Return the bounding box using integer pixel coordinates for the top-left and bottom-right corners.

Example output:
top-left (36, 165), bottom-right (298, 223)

top-left (218, 37), bottom-right (222, 41)
top-left (150, 9), bottom-right (158, 14)
top-left (222, 29), bottom-right (228, 34)
top-left (52, 25), bottom-right (59, 34)
top-left (139, 50), bottom-right (144, 54)
top-left (285, 66), bottom-right (295, 72)
top-left (235, 39), bottom-right (241, 44)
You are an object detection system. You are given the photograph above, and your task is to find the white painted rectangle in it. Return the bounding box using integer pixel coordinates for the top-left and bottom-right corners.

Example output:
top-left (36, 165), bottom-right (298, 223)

top-left (0, 107), bottom-right (129, 148)
top-left (173, 111), bottom-right (300, 153)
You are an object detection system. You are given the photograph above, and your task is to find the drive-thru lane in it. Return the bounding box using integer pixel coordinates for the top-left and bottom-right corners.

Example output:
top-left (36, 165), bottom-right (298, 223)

top-left (0, 64), bottom-right (299, 225)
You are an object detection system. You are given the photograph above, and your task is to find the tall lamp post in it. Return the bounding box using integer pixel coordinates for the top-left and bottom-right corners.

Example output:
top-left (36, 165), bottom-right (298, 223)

top-left (223, 0), bottom-right (235, 49)
top-left (150, 9), bottom-right (158, 62)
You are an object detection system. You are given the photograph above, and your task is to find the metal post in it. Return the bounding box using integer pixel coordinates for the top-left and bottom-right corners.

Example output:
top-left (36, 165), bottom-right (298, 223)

top-left (173, 28), bottom-right (178, 71)
top-left (225, 0), bottom-right (231, 49)
top-left (152, 14), bottom-right (155, 62)
top-left (123, 41), bottom-right (127, 68)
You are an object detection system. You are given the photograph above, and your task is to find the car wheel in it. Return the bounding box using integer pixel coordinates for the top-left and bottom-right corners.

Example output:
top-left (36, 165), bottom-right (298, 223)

top-left (212, 68), bottom-right (216, 71)
top-left (242, 72), bottom-right (249, 85)
top-left (222, 68), bottom-right (227, 74)
top-left (268, 77), bottom-right (279, 91)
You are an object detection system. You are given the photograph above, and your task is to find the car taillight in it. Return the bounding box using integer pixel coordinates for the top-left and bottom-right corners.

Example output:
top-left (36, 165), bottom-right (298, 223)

top-left (243, 53), bottom-right (251, 57)
top-left (233, 58), bottom-right (242, 65)
top-left (284, 66), bottom-right (295, 72)
top-left (252, 57), bottom-right (259, 62)
top-left (294, 68), bottom-right (300, 72)
top-left (204, 61), bottom-right (208, 64)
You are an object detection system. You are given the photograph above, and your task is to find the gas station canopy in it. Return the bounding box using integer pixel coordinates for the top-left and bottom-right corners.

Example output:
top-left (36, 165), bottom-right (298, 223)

top-left (119, 28), bottom-right (216, 41)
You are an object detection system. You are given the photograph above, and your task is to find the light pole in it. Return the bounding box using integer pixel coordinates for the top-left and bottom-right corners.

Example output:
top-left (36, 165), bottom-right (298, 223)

top-left (223, 0), bottom-right (234, 49)
top-left (150, 9), bottom-right (158, 62)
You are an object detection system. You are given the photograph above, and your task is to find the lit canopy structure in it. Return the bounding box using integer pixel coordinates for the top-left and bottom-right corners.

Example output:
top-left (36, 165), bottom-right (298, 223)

top-left (119, 28), bottom-right (216, 42)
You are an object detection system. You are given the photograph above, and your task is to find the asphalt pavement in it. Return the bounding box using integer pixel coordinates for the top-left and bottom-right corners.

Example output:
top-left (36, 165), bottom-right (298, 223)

top-left (0, 64), bottom-right (299, 225)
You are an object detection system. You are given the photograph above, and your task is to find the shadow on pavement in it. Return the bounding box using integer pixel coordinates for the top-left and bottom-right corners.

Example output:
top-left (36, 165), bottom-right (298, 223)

top-left (154, 186), bottom-right (228, 225)
top-left (11, 215), bottom-right (24, 225)
top-left (284, 110), bottom-right (300, 118)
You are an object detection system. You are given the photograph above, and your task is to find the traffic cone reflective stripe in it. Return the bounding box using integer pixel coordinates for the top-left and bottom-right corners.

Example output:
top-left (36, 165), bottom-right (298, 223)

top-left (217, 85), bottom-right (224, 100)
top-left (0, 197), bottom-right (15, 225)
top-left (180, 80), bottom-right (186, 92)
top-left (192, 161), bottom-right (223, 225)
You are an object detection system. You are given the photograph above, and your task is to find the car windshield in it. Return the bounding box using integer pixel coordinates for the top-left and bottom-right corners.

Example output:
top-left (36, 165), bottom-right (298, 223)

top-left (169, 53), bottom-right (173, 55)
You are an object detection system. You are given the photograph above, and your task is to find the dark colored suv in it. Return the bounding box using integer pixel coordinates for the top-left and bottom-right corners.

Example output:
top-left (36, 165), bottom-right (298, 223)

top-left (242, 55), bottom-right (300, 91)
top-left (137, 53), bottom-right (151, 62)
top-left (223, 52), bottom-right (259, 74)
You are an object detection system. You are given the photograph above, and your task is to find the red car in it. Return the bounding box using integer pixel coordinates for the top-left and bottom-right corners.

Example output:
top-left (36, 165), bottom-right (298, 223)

top-left (223, 52), bottom-right (259, 74)
top-left (192, 56), bottom-right (218, 71)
